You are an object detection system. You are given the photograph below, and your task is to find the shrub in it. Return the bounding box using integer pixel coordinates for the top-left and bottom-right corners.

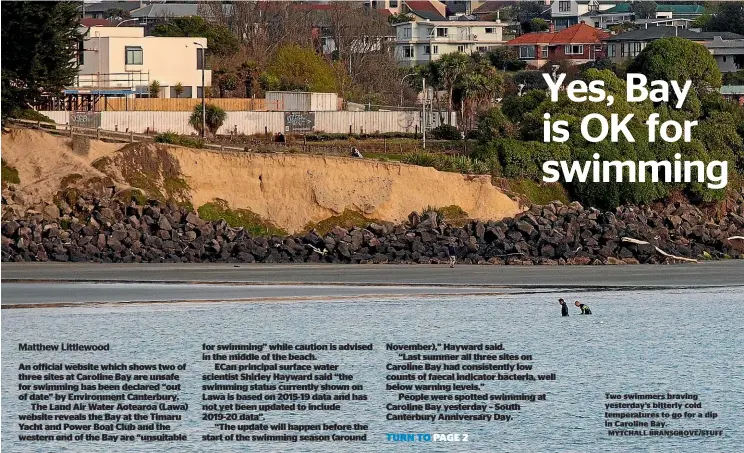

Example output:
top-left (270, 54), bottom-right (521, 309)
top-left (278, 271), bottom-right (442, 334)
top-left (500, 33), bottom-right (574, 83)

top-left (149, 80), bottom-right (161, 98)
top-left (189, 103), bottom-right (227, 136)
top-left (155, 131), bottom-right (204, 148)
top-left (431, 124), bottom-right (461, 140)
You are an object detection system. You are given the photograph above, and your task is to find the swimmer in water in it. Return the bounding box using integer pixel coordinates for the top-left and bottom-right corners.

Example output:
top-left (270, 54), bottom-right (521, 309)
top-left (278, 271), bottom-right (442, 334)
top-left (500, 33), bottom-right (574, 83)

top-left (575, 300), bottom-right (592, 315)
top-left (559, 298), bottom-right (569, 317)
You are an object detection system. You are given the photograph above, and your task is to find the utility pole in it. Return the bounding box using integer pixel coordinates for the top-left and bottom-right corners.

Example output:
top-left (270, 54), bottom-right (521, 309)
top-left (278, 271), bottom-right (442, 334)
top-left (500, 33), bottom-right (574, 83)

top-left (422, 76), bottom-right (426, 149)
top-left (194, 42), bottom-right (206, 138)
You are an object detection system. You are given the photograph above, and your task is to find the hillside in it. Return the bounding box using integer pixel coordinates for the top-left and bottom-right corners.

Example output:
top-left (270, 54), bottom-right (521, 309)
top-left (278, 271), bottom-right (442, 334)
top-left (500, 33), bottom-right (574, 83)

top-left (1, 129), bottom-right (523, 233)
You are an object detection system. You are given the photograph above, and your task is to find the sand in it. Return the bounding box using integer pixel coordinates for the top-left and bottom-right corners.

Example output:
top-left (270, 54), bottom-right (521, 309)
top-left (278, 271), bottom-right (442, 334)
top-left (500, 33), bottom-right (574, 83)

top-left (2, 129), bottom-right (523, 231)
top-left (1, 129), bottom-right (121, 209)
top-left (168, 148), bottom-right (524, 232)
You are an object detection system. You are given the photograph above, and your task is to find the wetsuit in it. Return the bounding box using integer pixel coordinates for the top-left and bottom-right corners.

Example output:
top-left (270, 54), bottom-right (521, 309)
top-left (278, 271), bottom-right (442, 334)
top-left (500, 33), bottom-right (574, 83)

top-left (561, 303), bottom-right (569, 317)
top-left (578, 304), bottom-right (592, 315)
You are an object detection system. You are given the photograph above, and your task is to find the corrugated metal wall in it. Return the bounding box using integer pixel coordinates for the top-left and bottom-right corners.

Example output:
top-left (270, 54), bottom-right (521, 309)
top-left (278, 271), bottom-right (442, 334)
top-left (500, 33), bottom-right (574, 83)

top-left (39, 111), bottom-right (455, 135)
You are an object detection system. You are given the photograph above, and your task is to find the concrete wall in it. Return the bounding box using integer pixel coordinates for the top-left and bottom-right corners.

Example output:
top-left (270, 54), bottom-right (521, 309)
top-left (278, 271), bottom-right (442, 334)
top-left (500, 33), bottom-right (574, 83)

top-left (39, 111), bottom-right (457, 135)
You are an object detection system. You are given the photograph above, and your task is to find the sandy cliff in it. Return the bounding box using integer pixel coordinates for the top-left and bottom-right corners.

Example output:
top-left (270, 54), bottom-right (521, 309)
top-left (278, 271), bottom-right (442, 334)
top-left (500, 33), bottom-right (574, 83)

top-left (1, 129), bottom-right (523, 232)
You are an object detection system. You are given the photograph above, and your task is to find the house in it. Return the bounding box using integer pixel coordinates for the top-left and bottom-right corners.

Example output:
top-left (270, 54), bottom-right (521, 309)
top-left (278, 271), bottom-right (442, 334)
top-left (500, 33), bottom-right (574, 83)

top-left (604, 27), bottom-right (744, 65)
top-left (551, 0), bottom-right (619, 30)
top-left (365, 0), bottom-right (405, 14)
top-left (582, 3), bottom-right (707, 30)
top-left (472, 1), bottom-right (520, 20)
top-left (393, 19), bottom-right (512, 66)
top-left (506, 22), bottom-right (609, 67)
top-left (441, 1), bottom-right (485, 16)
top-left (74, 26), bottom-right (211, 98)
top-left (721, 86), bottom-right (744, 106)
top-left (81, 1), bottom-right (144, 20)
top-left (704, 38), bottom-right (744, 74)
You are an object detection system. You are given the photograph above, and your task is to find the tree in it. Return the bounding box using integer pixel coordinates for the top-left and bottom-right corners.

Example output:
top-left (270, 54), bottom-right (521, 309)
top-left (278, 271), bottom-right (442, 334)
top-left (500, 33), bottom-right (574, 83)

top-left (628, 37), bottom-right (722, 96)
top-left (437, 53), bottom-right (471, 118)
top-left (149, 80), bottom-right (161, 98)
top-left (151, 16), bottom-right (239, 57)
top-left (173, 82), bottom-right (184, 98)
top-left (703, 1), bottom-right (744, 35)
top-left (488, 47), bottom-right (526, 71)
top-left (388, 13), bottom-right (414, 24)
top-left (528, 18), bottom-right (550, 32)
top-left (261, 44), bottom-right (337, 92)
top-left (1, 1), bottom-right (80, 118)
top-left (189, 103), bottom-right (227, 136)
top-left (632, 1), bottom-right (657, 19)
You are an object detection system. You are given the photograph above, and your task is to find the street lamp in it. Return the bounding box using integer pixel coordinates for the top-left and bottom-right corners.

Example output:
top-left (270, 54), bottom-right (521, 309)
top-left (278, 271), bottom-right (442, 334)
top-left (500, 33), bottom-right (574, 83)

top-left (400, 72), bottom-right (416, 107)
top-left (115, 18), bottom-right (140, 27)
top-left (193, 42), bottom-right (206, 138)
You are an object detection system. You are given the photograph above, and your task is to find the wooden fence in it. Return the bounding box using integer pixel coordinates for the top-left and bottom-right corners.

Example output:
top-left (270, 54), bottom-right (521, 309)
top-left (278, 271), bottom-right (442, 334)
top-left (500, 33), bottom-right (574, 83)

top-left (95, 98), bottom-right (279, 112)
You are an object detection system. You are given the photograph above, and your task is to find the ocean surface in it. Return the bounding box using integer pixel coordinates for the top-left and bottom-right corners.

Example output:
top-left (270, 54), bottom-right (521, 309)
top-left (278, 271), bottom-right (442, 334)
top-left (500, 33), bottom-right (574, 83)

top-left (2, 287), bottom-right (743, 452)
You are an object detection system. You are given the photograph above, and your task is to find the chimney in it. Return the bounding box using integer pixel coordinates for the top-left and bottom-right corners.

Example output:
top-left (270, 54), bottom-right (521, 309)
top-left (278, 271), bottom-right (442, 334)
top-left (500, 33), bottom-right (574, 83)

top-left (549, 23), bottom-right (555, 33)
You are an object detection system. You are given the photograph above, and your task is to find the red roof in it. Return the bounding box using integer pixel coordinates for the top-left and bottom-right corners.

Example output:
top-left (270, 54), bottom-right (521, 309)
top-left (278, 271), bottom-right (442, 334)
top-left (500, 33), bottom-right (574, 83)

top-left (80, 18), bottom-right (112, 27)
top-left (507, 23), bottom-right (610, 46)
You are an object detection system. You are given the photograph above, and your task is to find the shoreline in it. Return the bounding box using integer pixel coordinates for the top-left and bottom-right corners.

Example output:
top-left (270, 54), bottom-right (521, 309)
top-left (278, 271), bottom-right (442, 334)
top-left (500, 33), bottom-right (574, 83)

top-left (3, 261), bottom-right (743, 288)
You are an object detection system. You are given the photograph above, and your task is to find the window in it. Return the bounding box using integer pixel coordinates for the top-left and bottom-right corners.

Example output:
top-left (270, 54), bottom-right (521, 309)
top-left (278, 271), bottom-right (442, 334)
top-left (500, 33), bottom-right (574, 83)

top-left (424, 45), bottom-right (431, 54)
top-left (630, 42), bottom-right (642, 57)
top-left (608, 43), bottom-right (616, 57)
top-left (403, 46), bottom-right (414, 58)
top-left (170, 85), bottom-right (193, 98)
top-left (485, 27), bottom-right (495, 34)
top-left (457, 45), bottom-right (465, 52)
top-left (621, 42), bottom-right (627, 57)
top-left (125, 46), bottom-right (143, 65)
top-left (541, 46), bottom-right (548, 59)
top-left (519, 46), bottom-right (535, 59)
top-left (402, 27), bottom-right (412, 39)
top-left (389, 0), bottom-right (398, 7)
top-left (433, 45), bottom-right (438, 54)
top-left (196, 48), bottom-right (205, 70)
top-left (78, 40), bottom-right (85, 65)
top-left (436, 28), bottom-right (448, 37)
top-left (476, 46), bottom-right (488, 53)
top-left (564, 44), bottom-right (584, 55)
top-left (558, 1), bottom-right (570, 12)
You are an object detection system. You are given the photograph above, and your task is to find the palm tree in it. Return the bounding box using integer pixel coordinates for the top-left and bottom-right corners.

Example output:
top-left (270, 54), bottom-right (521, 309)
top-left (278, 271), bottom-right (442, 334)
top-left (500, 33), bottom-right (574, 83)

top-left (437, 53), bottom-right (470, 123)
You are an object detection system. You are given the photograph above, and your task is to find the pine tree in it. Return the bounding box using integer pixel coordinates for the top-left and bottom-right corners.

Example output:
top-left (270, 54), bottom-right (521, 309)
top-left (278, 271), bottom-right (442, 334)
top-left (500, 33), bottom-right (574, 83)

top-left (1, 1), bottom-right (81, 118)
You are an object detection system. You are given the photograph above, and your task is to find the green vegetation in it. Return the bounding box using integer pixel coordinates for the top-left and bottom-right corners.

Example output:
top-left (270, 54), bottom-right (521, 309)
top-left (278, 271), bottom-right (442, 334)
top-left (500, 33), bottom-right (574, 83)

top-left (155, 131), bottom-right (204, 148)
top-left (188, 104), bottom-right (227, 137)
top-left (92, 145), bottom-right (192, 208)
top-left (149, 80), bottom-right (161, 98)
top-left (402, 152), bottom-right (496, 175)
top-left (151, 16), bottom-right (239, 57)
top-left (260, 44), bottom-right (337, 93)
top-left (421, 205), bottom-right (469, 227)
top-left (1, 158), bottom-right (20, 186)
top-left (304, 209), bottom-right (377, 236)
top-left (198, 199), bottom-right (287, 237)
top-left (628, 37), bottom-right (722, 96)
top-left (9, 108), bottom-right (54, 123)
top-left (431, 124), bottom-right (461, 140)
top-left (507, 179), bottom-right (569, 206)
top-left (1, 2), bottom-right (80, 118)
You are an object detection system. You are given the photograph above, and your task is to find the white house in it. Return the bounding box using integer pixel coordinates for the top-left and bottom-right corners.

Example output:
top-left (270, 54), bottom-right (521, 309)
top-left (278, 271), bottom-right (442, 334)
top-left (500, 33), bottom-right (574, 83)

top-left (551, 0), bottom-right (619, 30)
top-left (75, 26), bottom-right (211, 98)
top-left (393, 20), bottom-right (511, 66)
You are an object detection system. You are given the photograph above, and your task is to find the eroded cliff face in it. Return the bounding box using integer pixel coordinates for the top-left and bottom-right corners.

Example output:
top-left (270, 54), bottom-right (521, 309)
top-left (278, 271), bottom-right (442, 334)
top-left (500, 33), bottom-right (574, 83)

top-left (167, 148), bottom-right (523, 233)
top-left (1, 129), bottom-right (523, 232)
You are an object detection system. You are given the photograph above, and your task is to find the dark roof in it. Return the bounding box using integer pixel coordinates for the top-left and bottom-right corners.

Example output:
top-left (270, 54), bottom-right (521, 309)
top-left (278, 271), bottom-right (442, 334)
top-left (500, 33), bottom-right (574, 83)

top-left (605, 27), bottom-right (744, 42)
top-left (473, 1), bottom-right (518, 15)
top-left (82, 1), bottom-right (143, 13)
top-left (600, 3), bottom-right (706, 15)
top-left (404, 1), bottom-right (446, 21)
top-left (131, 3), bottom-right (199, 18)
